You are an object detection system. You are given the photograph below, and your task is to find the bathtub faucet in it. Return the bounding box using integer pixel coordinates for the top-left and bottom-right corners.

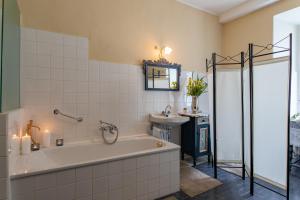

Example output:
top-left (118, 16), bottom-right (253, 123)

top-left (99, 121), bottom-right (119, 144)
top-left (99, 121), bottom-right (118, 133)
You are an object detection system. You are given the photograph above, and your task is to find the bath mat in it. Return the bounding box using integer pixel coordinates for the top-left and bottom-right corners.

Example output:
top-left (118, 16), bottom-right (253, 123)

top-left (180, 162), bottom-right (222, 197)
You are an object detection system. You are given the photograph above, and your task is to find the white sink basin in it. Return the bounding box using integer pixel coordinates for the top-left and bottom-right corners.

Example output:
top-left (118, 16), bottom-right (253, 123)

top-left (149, 113), bottom-right (190, 125)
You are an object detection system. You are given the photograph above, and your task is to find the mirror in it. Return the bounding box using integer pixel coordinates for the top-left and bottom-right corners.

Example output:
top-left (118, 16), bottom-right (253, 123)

top-left (143, 59), bottom-right (181, 91)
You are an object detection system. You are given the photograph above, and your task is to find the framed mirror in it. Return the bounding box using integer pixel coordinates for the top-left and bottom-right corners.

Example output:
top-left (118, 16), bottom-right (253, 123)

top-left (143, 59), bottom-right (181, 91)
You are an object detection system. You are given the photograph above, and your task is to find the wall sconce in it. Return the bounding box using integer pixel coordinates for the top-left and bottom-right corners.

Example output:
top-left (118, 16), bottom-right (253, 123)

top-left (155, 46), bottom-right (173, 60)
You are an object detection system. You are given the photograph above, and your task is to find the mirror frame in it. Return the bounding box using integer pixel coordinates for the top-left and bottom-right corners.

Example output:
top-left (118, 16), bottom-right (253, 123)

top-left (143, 59), bottom-right (181, 91)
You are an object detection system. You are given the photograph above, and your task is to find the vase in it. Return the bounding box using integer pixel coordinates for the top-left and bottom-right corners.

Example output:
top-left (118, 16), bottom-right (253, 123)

top-left (191, 96), bottom-right (199, 114)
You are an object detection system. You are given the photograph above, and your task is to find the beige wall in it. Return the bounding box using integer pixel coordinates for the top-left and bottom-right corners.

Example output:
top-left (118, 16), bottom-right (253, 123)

top-left (222, 0), bottom-right (300, 56)
top-left (18, 0), bottom-right (222, 71)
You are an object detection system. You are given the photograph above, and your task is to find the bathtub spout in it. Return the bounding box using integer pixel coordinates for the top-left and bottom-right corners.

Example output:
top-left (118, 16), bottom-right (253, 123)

top-left (99, 121), bottom-right (119, 144)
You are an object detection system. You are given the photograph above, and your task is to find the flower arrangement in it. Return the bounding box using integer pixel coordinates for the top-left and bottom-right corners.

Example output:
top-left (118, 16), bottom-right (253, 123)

top-left (187, 74), bottom-right (207, 97)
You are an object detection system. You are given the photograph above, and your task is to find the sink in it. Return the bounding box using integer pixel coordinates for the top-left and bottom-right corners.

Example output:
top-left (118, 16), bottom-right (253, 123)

top-left (149, 113), bottom-right (190, 125)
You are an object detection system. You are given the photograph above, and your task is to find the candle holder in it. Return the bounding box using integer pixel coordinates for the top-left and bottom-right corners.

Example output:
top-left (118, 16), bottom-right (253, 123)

top-left (31, 143), bottom-right (40, 151)
top-left (56, 138), bottom-right (64, 146)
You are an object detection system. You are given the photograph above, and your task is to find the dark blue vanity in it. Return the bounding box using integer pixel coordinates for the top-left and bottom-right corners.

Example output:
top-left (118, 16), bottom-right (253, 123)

top-left (180, 113), bottom-right (211, 166)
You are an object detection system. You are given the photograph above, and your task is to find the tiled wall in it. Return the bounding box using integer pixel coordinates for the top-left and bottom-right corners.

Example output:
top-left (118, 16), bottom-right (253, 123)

top-left (20, 28), bottom-right (198, 144)
top-left (0, 109), bottom-right (23, 200)
top-left (11, 149), bottom-right (180, 200)
top-left (0, 114), bottom-right (9, 200)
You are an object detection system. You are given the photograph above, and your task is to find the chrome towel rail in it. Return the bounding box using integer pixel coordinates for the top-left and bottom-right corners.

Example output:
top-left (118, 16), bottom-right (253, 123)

top-left (53, 109), bottom-right (83, 122)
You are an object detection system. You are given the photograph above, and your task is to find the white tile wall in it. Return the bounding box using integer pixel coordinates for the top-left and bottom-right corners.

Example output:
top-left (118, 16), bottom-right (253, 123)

top-left (2, 109), bottom-right (24, 200)
top-left (0, 175), bottom-right (8, 200)
top-left (11, 150), bottom-right (180, 200)
top-left (0, 113), bottom-right (9, 200)
top-left (20, 28), bottom-right (191, 144)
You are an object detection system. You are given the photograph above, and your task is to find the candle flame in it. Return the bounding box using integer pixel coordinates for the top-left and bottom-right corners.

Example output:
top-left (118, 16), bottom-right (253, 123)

top-left (12, 134), bottom-right (18, 139)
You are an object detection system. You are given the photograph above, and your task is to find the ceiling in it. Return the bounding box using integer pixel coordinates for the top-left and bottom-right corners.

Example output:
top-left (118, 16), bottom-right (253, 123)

top-left (177, 0), bottom-right (248, 15)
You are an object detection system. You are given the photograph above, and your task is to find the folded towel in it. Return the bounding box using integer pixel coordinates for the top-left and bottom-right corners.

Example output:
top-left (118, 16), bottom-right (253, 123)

top-left (152, 126), bottom-right (170, 142)
top-left (152, 127), bottom-right (162, 138)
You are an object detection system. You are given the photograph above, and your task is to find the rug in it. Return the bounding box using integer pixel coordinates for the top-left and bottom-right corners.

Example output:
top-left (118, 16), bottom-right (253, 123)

top-left (161, 161), bottom-right (222, 199)
top-left (180, 161), bottom-right (222, 197)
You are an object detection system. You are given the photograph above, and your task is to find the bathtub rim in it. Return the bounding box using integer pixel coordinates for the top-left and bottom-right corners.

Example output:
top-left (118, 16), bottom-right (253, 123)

top-left (10, 135), bottom-right (180, 180)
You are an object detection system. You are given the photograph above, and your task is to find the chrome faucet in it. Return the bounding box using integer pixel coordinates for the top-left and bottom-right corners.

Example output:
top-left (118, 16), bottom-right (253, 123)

top-left (99, 121), bottom-right (119, 144)
top-left (162, 105), bottom-right (172, 117)
top-left (99, 121), bottom-right (118, 134)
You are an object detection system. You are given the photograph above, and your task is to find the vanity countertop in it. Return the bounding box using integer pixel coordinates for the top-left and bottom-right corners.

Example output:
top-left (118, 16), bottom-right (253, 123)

top-left (178, 112), bottom-right (209, 118)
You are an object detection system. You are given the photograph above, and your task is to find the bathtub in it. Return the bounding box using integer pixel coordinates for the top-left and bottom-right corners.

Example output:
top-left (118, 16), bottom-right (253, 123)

top-left (10, 135), bottom-right (180, 200)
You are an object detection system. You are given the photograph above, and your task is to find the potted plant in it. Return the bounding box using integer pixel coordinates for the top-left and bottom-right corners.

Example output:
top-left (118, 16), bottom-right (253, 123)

top-left (187, 74), bottom-right (208, 113)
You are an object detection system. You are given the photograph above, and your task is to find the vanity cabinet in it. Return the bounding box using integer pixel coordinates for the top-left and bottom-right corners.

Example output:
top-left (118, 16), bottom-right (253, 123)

top-left (180, 115), bottom-right (211, 166)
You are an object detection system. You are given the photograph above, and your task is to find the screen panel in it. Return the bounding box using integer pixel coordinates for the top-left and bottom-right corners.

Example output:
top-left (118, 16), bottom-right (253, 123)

top-left (208, 69), bottom-right (243, 162)
top-left (253, 60), bottom-right (289, 187)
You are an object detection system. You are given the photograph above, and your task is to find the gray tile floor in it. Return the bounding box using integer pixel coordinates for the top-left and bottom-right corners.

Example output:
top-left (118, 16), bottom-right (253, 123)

top-left (159, 163), bottom-right (300, 200)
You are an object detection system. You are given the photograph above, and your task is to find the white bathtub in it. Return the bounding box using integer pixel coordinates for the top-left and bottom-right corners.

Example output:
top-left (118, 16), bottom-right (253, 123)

top-left (10, 135), bottom-right (180, 200)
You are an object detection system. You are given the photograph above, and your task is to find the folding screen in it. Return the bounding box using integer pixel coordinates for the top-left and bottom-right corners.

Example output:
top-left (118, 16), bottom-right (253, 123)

top-left (207, 34), bottom-right (292, 199)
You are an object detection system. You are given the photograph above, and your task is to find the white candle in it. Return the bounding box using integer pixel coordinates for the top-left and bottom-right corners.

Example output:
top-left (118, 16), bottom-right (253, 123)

top-left (42, 129), bottom-right (51, 148)
top-left (11, 134), bottom-right (21, 155)
top-left (21, 134), bottom-right (31, 155)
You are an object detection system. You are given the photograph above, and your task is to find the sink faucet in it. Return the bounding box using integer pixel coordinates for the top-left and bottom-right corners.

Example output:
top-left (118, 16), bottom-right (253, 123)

top-left (25, 120), bottom-right (41, 150)
top-left (162, 105), bottom-right (172, 117)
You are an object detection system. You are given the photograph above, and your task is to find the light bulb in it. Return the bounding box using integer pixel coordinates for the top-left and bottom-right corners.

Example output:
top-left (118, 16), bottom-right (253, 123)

top-left (163, 47), bottom-right (173, 55)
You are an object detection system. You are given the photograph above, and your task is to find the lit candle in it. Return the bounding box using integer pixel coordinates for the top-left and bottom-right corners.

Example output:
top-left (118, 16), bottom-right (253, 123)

top-left (42, 129), bottom-right (51, 148)
top-left (11, 134), bottom-right (21, 155)
top-left (21, 134), bottom-right (31, 155)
